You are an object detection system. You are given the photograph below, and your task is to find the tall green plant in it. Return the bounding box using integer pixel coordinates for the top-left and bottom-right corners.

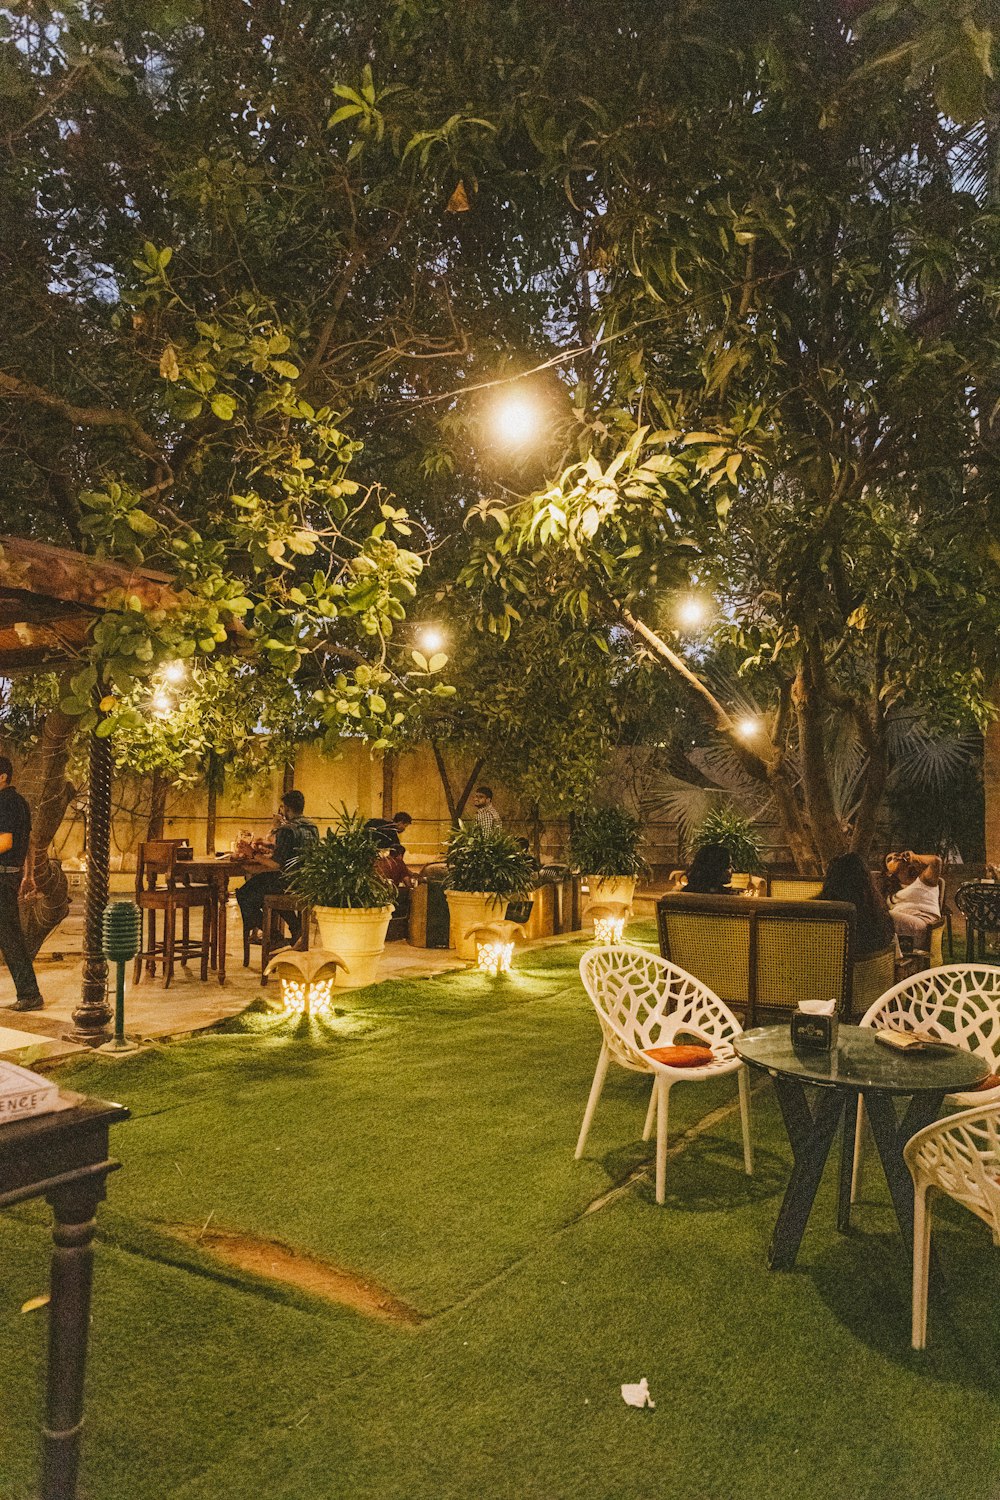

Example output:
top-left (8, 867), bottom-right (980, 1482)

top-left (691, 805), bottom-right (764, 875)
top-left (289, 812), bottom-right (395, 910)
top-left (444, 822), bottom-right (535, 897)
top-left (569, 807), bottom-right (646, 878)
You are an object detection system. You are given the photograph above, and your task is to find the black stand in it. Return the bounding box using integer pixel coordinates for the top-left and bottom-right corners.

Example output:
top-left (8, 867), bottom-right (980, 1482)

top-left (0, 1096), bottom-right (129, 1499)
top-left (767, 1077), bottom-right (945, 1272)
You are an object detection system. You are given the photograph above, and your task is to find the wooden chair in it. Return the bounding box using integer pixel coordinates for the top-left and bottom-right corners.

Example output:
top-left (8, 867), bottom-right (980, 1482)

top-left (259, 893), bottom-right (311, 984)
top-left (134, 840), bottom-right (214, 988)
top-left (851, 945), bottom-right (896, 1021)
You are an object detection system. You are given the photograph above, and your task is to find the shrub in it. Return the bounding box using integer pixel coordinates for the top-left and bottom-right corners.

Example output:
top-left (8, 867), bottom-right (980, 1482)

top-left (569, 807), bottom-right (646, 878)
top-left (445, 821), bottom-right (535, 896)
top-left (690, 804), bottom-right (764, 875)
top-left (289, 811), bottom-right (396, 909)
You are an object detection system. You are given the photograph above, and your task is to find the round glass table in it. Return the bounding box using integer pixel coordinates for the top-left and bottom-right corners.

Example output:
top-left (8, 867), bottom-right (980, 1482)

top-left (734, 1024), bottom-right (989, 1270)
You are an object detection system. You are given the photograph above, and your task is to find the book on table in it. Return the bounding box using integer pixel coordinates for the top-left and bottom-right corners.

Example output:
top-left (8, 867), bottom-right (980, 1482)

top-left (0, 1061), bottom-right (61, 1125)
top-left (874, 1028), bottom-right (950, 1053)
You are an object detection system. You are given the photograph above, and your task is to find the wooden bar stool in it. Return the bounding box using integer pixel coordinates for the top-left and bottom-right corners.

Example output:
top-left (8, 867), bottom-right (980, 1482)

top-left (260, 894), bottom-right (311, 984)
top-left (134, 840), bottom-right (214, 988)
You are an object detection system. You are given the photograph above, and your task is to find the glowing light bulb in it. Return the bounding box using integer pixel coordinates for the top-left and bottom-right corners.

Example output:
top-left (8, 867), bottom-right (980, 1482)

top-left (737, 717), bottom-right (760, 739)
top-left (491, 390), bottom-right (541, 448)
top-left (151, 690), bottom-right (173, 718)
top-left (418, 626), bottom-right (445, 654)
top-left (161, 660), bottom-right (186, 684)
top-left (678, 598), bottom-right (708, 630)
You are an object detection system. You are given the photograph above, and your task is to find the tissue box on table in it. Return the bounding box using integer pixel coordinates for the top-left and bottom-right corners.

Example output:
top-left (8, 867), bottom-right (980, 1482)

top-left (790, 999), bottom-right (839, 1052)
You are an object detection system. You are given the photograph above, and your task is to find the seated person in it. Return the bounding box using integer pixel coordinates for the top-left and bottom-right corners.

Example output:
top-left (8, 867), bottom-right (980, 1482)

top-left (236, 789), bottom-right (318, 944)
top-left (516, 836), bottom-right (542, 875)
top-left (817, 852), bottom-right (895, 960)
top-left (884, 849), bottom-right (942, 948)
top-left (364, 811), bottom-right (412, 856)
top-left (375, 845), bottom-right (419, 922)
top-left (684, 843), bottom-right (733, 894)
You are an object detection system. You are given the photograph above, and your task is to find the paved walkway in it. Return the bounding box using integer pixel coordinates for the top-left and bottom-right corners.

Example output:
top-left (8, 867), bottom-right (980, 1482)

top-left (0, 903), bottom-right (473, 1069)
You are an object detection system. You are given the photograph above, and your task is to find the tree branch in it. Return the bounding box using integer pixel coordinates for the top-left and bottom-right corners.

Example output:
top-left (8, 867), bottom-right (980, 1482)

top-left (0, 369), bottom-right (167, 467)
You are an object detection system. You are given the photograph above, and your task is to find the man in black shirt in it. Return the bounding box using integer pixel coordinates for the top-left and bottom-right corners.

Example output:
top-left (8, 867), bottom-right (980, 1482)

top-left (0, 755), bottom-right (44, 1011)
top-left (236, 789), bottom-right (319, 944)
top-left (364, 811), bottom-right (412, 856)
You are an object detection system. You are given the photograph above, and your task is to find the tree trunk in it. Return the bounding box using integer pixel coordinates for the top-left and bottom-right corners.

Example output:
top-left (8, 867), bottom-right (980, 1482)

top-left (18, 708), bottom-right (77, 957)
top-left (430, 741), bottom-right (484, 825)
top-left (766, 762), bottom-right (820, 875)
top-left (381, 748), bottom-right (397, 819)
top-left (146, 767), bottom-right (167, 841)
top-left (623, 607), bottom-right (823, 872)
top-left (530, 802), bottom-right (543, 864)
top-left (282, 756), bottom-right (296, 795)
top-left (205, 750), bottom-right (222, 854)
top-left (793, 657), bottom-right (846, 867)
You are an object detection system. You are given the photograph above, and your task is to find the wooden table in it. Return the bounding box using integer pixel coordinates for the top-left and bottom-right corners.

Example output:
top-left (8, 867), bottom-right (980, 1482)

top-left (0, 1094), bottom-right (129, 1500)
top-left (180, 856), bottom-right (256, 984)
top-left (734, 1025), bottom-right (988, 1271)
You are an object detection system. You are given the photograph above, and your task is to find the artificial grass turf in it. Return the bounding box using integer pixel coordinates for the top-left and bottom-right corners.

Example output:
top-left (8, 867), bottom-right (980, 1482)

top-left (1, 924), bottom-right (999, 1499)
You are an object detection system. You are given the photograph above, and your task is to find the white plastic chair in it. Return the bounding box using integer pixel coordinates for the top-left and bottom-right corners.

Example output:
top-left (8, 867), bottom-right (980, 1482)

top-left (576, 944), bottom-right (753, 1204)
top-left (904, 1101), bottom-right (1000, 1348)
top-left (851, 964), bottom-right (1000, 1202)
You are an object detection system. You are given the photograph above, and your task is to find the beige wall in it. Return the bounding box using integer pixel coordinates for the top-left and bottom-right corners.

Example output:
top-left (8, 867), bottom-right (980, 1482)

top-left (45, 736), bottom-right (795, 883)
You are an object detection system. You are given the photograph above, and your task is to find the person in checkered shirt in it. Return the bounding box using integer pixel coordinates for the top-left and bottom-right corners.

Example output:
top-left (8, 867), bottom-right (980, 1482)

top-left (472, 785), bottom-right (501, 832)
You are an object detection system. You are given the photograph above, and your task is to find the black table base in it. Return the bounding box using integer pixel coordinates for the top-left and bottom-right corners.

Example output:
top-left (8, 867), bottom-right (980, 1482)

top-left (767, 1077), bottom-right (945, 1272)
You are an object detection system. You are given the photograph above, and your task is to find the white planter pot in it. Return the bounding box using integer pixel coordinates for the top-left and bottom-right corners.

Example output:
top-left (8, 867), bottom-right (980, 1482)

top-left (583, 875), bottom-right (637, 910)
top-left (313, 906), bottom-right (394, 988)
top-left (444, 890), bottom-right (506, 961)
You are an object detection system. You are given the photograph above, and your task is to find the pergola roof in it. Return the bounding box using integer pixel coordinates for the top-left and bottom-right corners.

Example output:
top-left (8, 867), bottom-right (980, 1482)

top-left (0, 535), bottom-right (180, 671)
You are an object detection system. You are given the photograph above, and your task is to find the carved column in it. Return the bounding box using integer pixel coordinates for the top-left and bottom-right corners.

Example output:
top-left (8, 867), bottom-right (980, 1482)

top-left (70, 730), bottom-right (112, 1044)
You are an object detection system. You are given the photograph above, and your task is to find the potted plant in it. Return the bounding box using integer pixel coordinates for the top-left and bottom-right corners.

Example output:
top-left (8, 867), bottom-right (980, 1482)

top-left (570, 807), bottom-right (646, 907)
top-left (691, 804), bottom-right (765, 879)
top-left (444, 822), bottom-right (535, 961)
top-left (288, 811), bottom-right (396, 988)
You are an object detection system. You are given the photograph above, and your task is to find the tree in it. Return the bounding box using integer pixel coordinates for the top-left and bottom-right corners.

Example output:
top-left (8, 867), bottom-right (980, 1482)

top-left (458, 4), bottom-right (1000, 870)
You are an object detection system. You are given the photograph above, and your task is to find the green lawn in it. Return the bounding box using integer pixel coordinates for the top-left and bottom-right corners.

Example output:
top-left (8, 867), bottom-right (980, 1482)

top-left (1, 925), bottom-right (998, 1499)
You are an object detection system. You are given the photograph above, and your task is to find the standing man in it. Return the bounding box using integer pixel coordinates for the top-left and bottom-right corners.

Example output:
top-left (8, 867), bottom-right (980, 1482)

top-left (472, 785), bottom-right (501, 833)
top-left (0, 755), bottom-right (44, 1012)
top-left (237, 789), bottom-right (318, 946)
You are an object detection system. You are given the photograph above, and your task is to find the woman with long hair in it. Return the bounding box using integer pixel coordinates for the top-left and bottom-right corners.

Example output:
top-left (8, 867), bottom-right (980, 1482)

top-left (818, 852), bottom-right (895, 959)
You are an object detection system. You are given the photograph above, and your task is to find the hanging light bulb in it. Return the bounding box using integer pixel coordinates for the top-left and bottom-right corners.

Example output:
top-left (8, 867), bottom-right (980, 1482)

top-left (417, 626), bottom-right (446, 654)
top-left (491, 390), bottom-right (542, 448)
top-left (678, 597), bottom-right (708, 631)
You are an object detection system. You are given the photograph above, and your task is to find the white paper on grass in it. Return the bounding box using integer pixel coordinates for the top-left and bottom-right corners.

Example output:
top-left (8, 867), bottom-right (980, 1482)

top-left (621, 1378), bottom-right (655, 1409)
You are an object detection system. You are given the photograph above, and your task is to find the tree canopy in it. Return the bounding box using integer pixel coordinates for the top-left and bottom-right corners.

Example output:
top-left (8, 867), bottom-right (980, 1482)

top-left (2, 1), bottom-right (999, 865)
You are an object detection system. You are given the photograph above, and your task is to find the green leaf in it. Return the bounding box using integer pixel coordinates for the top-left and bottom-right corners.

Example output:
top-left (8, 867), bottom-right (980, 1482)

top-left (211, 394), bottom-right (236, 421)
top-left (329, 103), bottom-right (364, 126)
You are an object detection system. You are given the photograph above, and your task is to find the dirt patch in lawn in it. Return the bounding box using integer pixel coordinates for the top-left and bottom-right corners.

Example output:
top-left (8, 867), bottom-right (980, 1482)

top-left (167, 1223), bottom-right (425, 1326)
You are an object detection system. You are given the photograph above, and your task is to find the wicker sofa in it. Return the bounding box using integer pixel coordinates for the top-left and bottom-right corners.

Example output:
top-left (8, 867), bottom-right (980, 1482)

top-left (655, 892), bottom-right (869, 1024)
